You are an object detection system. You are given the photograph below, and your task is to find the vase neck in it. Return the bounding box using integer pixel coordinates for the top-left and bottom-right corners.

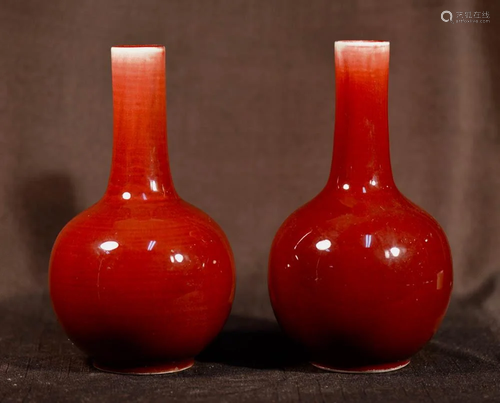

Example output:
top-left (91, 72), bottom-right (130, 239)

top-left (328, 41), bottom-right (395, 193)
top-left (105, 46), bottom-right (177, 201)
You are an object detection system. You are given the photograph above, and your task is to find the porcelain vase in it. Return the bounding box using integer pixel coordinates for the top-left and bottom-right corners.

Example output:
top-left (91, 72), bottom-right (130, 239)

top-left (49, 45), bottom-right (236, 375)
top-left (268, 40), bottom-right (453, 373)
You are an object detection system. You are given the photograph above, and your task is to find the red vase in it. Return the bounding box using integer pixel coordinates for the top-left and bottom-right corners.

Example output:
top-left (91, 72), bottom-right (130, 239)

top-left (268, 41), bottom-right (453, 373)
top-left (49, 46), bottom-right (236, 374)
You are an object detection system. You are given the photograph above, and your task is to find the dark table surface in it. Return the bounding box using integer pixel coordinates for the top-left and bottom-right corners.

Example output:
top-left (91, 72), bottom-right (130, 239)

top-left (0, 294), bottom-right (499, 403)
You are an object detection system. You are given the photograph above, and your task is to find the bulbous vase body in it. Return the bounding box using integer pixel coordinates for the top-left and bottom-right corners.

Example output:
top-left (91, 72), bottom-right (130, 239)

top-left (49, 46), bottom-right (235, 374)
top-left (268, 41), bottom-right (452, 373)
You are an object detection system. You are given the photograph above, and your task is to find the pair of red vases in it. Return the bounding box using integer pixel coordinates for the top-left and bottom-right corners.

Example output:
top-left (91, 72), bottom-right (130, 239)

top-left (49, 42), bottom-right (453, 375)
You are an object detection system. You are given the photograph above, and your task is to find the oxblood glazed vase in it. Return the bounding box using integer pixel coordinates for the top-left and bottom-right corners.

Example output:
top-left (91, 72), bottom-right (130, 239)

top-left (49, 46), bottom-right (235, 375)
top-left (268, 41), bottom-right (453, 373)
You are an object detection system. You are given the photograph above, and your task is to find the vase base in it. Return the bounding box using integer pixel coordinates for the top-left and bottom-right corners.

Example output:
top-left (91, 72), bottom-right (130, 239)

top-left (311, 359), bottom-right (410, 374)
top-left (93, 358), bottom-right (194, 375)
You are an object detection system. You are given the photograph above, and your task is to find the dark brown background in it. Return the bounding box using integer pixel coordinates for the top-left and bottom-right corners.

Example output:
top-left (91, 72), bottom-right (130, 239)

top-left (0, 1), bottom-right (499, 401)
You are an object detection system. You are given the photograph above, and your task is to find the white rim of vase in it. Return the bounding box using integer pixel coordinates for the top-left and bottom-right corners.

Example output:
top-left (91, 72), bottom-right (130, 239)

top-left (111, 45), bottom-right (164, 58)
top-left (335, 40), bottom-right (390, 50)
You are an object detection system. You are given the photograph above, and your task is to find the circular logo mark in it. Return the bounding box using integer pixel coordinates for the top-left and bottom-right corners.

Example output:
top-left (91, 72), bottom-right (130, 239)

top-left (441, 10), bottom-right (453, 22)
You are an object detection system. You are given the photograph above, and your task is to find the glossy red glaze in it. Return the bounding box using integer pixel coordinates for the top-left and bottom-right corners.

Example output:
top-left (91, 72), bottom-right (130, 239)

top-left (268, 41), bottom-right (453, 372)
top-left (49, 46), bottom-right (235, 374)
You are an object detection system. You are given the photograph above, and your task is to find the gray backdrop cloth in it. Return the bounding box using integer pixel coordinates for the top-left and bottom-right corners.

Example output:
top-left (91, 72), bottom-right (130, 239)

top-left (0, 0), bottom-right (499, 401)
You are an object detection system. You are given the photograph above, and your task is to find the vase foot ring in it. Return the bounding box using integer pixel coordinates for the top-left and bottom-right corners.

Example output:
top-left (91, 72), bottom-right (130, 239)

top-left (311, 359), bottom-right (410, 374)
top-left (93, 358), bottom-right (194, 375)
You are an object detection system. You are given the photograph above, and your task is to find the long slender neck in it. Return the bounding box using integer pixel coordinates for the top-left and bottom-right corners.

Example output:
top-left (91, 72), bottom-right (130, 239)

top-left (327, 41), bottom-right (395, 193)
top-left (105, 46), bottom-right (177, 201)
